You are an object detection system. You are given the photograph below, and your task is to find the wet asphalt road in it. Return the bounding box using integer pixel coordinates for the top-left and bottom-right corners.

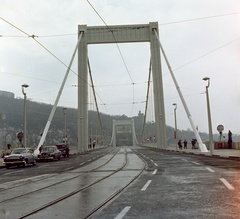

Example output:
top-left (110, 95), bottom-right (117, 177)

top-left (1, 146), bottom-right (240, 218)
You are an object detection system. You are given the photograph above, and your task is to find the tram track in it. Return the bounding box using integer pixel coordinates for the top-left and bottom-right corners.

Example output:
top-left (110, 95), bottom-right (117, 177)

top-left (0, 148), bottom-right (119, 204)
top-left (0, 147), bottom-right (145, 219)
top-left (0, 147), bottom-right (116, 192)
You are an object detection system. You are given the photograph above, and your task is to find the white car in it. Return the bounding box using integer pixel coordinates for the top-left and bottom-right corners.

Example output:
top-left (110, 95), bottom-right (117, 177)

top-left (3, 148), bottom-right (36, 168)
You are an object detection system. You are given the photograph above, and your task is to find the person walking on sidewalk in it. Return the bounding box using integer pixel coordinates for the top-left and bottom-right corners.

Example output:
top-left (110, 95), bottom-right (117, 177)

top-left (183, 140), bottom-right (187, 149)
top-left (228, 130), bottom-right (232, 149)
top-left (178, 140), bottom-right (183, 150)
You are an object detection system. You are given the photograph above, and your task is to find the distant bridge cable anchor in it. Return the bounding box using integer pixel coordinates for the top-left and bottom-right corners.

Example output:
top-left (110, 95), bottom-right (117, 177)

top-left (35, 31), bottom-right (84, 154)
top-left (152, 28), bottom-right (208, 153)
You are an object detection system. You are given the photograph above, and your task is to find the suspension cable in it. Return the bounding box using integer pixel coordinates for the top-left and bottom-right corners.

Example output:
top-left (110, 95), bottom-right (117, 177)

top-left (86, 0), bottom-right (135, 116)
top-left (87, 59), bottom-right (104, 136)
top-left (141, 58), bottom-right (152, 140)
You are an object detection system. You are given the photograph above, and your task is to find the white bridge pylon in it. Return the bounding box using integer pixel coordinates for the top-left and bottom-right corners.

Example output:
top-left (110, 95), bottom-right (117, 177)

top-left (110, 119), bottom-right (138, 147)
top-left (78, 22), bottom-right (167, 151)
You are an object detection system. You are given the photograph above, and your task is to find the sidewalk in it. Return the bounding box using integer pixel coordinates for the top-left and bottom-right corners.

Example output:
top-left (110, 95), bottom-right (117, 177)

top-left (162, 145), bottom-right (240, 159)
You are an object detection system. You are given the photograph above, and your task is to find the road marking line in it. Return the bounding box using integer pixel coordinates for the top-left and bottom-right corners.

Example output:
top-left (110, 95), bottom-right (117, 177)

top-left (182, 159), bottom-right (188, 161)
top-left (4, 170), bottom-right (25, 175)
top-left (0, 174), bottom-right (55, 188)
top-left (206, 167), bottom-right (215, 172)
top-left (154, 163), bottom-right (158, 166)
top-left (159, 153), bottom-right (164, 155)
top-left (64, 167), bottom-right (72, 171)
top-left (141, 180), bottom-right (152, 191)
top-left (150, 159), bottom-right (154, 162)
top-left (192, 162), bottom-right (200, 165)
top-left (114, 206), bottom-right (131, 219)
top-left (152, 169), bottom-right (157, 175)
top-left (39, 164), bottom-right (49, 168)
top-left (220, 178), bottom-right (235, 190)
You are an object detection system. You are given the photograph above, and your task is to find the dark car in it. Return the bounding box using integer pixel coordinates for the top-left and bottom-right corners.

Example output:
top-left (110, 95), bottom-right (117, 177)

top-left (56, 143), bottom-right (70, 158)
top-left (38, 146), bottom-right (61, 161)
top-left (3, 148), bottom-right (36, 168)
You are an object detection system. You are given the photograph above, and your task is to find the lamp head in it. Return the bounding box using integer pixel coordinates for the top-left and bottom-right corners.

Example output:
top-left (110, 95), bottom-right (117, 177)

top-left (22, 84), bottom-right (29, 88)
top-left (202, 77), bottom-right (210, 81)
top-left (173, 103), bottom-right (177, 109)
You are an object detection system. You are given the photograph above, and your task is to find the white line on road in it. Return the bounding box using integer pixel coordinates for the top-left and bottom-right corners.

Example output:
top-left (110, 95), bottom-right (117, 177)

top-left (220, 178), bottom-right (235, 190)
top-left (181, 158), bottom-right (188, 161)
top-left (154, 163), bottom-right (158, 166)
top-left (141, 180), bottom-right (152, 191)
top-left (39, 164), bottom-right (49, 168)
top-left (152, 169), bottom-right (157, 175)
top-left (206, 167), bottom-right (215, 172)
top-left (114, 206), bottom-right (131, 219)
top-left (150, 159), bottom-right (154, 162)
top-left (4, 169), bottom-right (25, 175)
top-left (192, 161), bottom-right (200, 165)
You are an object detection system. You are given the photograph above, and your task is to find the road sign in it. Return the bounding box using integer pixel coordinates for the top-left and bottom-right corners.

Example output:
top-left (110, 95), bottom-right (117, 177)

top-left (217, 124), bottom-right (224, 132)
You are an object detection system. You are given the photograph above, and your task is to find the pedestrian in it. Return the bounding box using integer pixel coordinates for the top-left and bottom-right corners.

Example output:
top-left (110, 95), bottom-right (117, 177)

top-left (66, 144), bottom-right (70, 157)
top-left (183, 140), bottom-right (187, 149)
top-left (191, 139), bottom-right (196, 149)
top-left (228, 130), bottom-right (232, 149)
top-left (6, 144), bottom-right (12, 155)
top-left (178, 139), bottom-right (182, 150)
top-left (39, 145), bottom-right (43, 153)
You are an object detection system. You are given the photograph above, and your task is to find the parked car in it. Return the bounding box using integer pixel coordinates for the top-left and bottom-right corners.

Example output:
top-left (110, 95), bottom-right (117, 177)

top-left (38, 146), bottom-right (61, 161)
top-left (3, 148), bottom-right (36, 168)
top-left (56, 143), bottom-right (70, 158)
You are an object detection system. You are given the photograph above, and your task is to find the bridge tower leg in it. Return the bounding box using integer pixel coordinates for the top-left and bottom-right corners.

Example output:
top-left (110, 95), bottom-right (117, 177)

top-left (150, 23), bottom-right (167, 148)
top-left (78, 25), bottom-right (88, 152)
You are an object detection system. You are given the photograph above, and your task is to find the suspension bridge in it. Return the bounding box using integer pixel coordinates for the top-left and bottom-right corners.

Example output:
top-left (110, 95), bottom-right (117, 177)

top-left (36, 22), bottom-right (208, 154)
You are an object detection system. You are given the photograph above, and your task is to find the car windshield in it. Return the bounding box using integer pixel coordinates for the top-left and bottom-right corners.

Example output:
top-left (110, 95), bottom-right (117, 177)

top-left (56, 145), bottom-right (65, 149)
top-left (43, 147), bottom-right (54, 152)
top-left (12, 149), bottom-right (27, 154)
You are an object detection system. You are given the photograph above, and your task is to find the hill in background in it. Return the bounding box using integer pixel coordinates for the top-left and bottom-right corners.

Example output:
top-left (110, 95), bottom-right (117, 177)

top-left (0, 94), bottom-right (234, 150)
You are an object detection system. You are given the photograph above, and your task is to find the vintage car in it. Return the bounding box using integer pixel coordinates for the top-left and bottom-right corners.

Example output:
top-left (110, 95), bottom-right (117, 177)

top-left (38, 146), bottom-right (61, 161)
top-left (56, 143), bottom-right (70, 158)
top-left (3, 148), bottom-right (36, 168)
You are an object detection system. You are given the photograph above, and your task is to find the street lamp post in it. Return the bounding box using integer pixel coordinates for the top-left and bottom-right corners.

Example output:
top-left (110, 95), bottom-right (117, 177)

top-left (173, 103), bottom-right (177, 150)
top-left (21, 84), bottom-right (29, 148)
top-left (203, 77), bottom-right (213, 154)
top-left (62, 108), bottom-right (67, 143)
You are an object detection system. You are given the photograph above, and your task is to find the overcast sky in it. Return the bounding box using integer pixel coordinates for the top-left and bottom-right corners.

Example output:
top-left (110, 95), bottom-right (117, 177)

top-left (1, 0), bottom-right (240, 135)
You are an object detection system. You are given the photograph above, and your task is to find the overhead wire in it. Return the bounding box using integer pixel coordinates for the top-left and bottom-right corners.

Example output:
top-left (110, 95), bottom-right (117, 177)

top-left (163, 36), bottom-right (240, 76)
top-left (159, 12), bottom-right (240, 26)
top-left (0, 16), bottom-right (91, 87)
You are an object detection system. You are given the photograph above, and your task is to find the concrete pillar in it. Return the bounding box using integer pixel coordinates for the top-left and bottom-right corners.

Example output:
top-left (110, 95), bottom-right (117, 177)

top-left (78, 25), bottom-right (88, 152)
top-left (149, 22), bottom-right (167, 148)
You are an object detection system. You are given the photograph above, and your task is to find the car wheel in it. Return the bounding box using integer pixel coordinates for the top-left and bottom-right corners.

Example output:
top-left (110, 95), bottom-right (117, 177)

top-left (32, 159), bottom-right (36, 166)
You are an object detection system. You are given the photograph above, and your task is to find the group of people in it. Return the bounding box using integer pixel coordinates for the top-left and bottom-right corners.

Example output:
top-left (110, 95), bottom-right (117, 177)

top-left (178, 139), bottom-right (198, 150)
top-left (177, 130), bottom-right (233, 150)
